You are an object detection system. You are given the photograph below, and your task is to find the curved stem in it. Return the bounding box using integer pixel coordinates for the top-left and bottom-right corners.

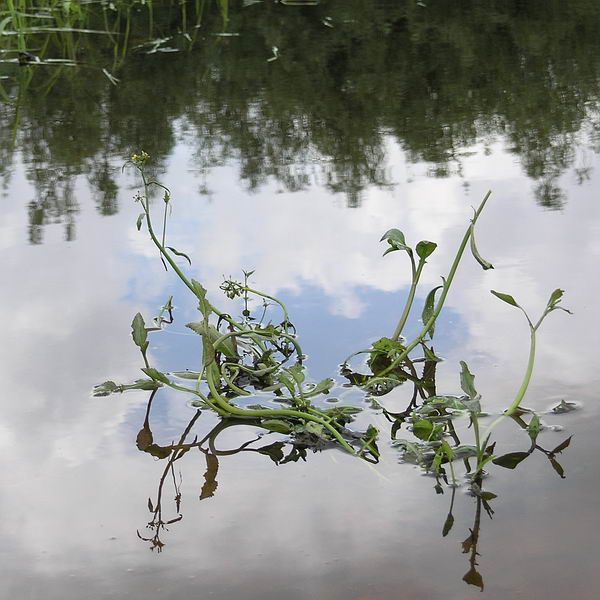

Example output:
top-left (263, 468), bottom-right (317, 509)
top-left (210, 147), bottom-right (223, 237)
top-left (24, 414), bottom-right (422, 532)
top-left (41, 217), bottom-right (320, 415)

top-left (138, 169), bottom-right (242, 332)
top-left (378, 191), bottom-right (491, 377)
top-left (205, 364), bottom-right (358, 456)
top-left (243, 286), bottom-right (291, 325)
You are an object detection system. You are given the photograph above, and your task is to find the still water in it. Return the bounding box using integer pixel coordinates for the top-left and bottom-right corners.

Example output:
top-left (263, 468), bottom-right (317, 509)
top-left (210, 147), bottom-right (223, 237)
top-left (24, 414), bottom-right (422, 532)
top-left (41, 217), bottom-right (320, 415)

top-left (1, 1), bottom-right (599, 598)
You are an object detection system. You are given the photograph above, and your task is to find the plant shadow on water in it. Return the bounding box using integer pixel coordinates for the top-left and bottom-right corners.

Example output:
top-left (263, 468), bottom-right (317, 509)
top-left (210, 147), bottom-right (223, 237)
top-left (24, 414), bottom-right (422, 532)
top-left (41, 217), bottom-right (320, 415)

top-left (95, 153), bottom-right (574, 591)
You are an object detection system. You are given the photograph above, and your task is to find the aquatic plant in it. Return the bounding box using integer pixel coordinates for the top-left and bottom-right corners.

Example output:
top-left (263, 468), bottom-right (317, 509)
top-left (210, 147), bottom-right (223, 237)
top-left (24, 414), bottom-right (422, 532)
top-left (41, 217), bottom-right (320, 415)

top-left (96, 151), bottom-right (572, 488)
top-left (95, 151), bottom-right (379, 460)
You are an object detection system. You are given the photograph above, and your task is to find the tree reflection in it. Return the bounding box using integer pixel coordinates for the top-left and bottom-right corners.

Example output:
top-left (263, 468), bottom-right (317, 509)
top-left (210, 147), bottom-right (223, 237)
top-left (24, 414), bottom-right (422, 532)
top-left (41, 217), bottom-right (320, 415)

top-left (5, 0), bottom-right (600, 235)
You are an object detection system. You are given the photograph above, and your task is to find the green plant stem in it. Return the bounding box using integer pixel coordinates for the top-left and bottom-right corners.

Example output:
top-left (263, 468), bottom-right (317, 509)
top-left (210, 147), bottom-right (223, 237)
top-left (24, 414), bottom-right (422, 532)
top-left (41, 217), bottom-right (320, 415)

top-left (137, 169), bottom-right (242, 332)
top-left (204, 363), bottom-right (358, 456)
top-left (378, 191), bottom-right (491, 378)
top-left (243, 286), bottom-right (290, 325)
top-left (480, 325), bottom-right (537, 450)
top-left (471, 411), bottom-right (483, 467)
top-left (391, 257), bottom-right (424, 341)
top-left (506, 328), bottom-right (537, 417)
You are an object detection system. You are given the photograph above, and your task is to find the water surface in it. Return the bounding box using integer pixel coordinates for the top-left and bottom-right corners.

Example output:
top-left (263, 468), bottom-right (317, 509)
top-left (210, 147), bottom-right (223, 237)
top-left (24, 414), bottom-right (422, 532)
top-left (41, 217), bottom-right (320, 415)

top-left (1, 2), bottom-right (599, 598)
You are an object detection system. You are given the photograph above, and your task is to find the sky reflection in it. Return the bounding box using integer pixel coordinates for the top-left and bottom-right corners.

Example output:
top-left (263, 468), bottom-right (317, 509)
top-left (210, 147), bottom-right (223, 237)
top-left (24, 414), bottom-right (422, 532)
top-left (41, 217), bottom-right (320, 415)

top-left (1, 136), bottom-right (599, 599)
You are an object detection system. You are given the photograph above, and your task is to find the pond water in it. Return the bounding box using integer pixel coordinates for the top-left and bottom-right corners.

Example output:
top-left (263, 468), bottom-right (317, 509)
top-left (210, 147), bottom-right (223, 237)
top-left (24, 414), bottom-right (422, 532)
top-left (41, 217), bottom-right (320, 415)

top-left (1, 1), bottom-right (600, 599)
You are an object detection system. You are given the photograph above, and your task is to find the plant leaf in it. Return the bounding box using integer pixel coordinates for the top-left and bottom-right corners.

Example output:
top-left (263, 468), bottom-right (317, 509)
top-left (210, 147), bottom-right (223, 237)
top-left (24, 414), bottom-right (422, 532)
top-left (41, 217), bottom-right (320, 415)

top-left (166, 246), bottom-right (192, 266)
top-left (131, 313), bottom-right (148, 350)
top-left (459, 361), bottom-right (478, 400)
top-left (422, 344), bottom-right (442, 362)
top-left (490, 290), bottom-right (520, 307)
top-left (304, 378), bottom-right (334, 398)
top-left (422, 284), bottom-right (443, 338)
top-left (303, 421), bottom-right (327, 438)
top-left (136, 213), bottom-right (145, 231)
top-left (261, 419), bottom-right (292, 433)
top-left (124, 378), bottom-right (162, 391)
top-left (412, 419), bottom-right (434, 441)
top-left (528, 414), bottom-right (540, 441)
top-left (141, 367), bottom-right (171, 384)
top-left (546, 288), bottom-right (573, 315)
top-left (469, 223), bottom-right (494, 270)
top-left (380, 228), bottom-right (412, 256)
top-left (186, 322), bottom-right (238, 357)
top-left (93, 381), bottom-right (119, 396)
top-left (171, 371), bottom-right (203, 380)
top-left (415, 240), bottom-right (437, 261)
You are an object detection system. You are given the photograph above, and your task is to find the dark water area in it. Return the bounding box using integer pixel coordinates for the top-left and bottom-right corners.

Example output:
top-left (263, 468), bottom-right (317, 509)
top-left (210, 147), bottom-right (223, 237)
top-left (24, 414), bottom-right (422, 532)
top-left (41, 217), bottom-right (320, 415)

top-left (1, 1), bottom-right (600, 599)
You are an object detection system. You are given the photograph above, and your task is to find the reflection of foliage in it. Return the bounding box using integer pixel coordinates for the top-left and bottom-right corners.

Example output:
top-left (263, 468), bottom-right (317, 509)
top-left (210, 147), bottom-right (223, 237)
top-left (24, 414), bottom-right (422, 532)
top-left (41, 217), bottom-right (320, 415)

top-left (135, 391), bottom-right (339, 551)
top-left (3, 0), bottom-right (600, 240)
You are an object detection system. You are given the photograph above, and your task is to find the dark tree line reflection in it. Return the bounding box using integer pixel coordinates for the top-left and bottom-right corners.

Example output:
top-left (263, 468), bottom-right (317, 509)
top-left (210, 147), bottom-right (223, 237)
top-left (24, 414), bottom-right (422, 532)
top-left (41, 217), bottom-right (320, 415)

top-left (2, 0), bottom-right (600, 242)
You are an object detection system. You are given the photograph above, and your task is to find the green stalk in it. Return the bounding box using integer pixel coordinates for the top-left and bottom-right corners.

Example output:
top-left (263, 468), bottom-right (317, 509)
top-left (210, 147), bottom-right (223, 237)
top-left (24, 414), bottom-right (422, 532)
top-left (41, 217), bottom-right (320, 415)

top-left (391, 255), bottom-right (424, 341)
top-left (378, 191), bottom-right (491, 377)
top-left (480, 325), bottom-right (537, 448)
top-left (506, 328), bottom-right (536, 417)
top-left (137, 169), bottom-right (243, 332)
top-left (204, 363), bottom-right (359, 456)
top-left (243, 286), bottom-right (291, 325)
top-left (471, 411), bottom-right (483, 469)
